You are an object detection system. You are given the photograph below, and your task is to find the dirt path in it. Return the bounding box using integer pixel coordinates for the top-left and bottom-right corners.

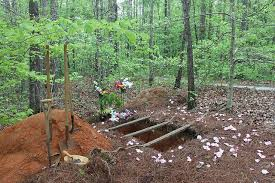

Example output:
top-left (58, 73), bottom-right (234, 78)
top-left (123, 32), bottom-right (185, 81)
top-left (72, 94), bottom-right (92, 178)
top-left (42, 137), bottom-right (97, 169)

top-left (214, 83), bottom-right (275, 91)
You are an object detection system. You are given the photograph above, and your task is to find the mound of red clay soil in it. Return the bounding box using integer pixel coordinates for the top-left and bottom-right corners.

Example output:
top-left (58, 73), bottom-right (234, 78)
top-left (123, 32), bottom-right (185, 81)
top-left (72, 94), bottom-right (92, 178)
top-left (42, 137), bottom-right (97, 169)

top-left (125, 87), bottom-right (186, 111)
top-left (0, 109), bottom-right (111, 183)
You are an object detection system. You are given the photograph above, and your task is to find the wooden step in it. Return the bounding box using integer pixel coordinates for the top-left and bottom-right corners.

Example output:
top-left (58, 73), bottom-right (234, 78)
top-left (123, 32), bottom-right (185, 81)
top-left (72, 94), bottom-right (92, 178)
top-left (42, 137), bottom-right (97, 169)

top-left (143, 122), bottom-right (194, 147)
top-left (107, 116), bottom-right (150, 130)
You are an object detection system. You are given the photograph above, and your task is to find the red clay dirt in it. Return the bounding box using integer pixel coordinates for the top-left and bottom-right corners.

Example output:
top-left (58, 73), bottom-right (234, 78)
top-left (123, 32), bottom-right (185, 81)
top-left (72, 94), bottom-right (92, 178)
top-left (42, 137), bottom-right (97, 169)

top-left (0, 109), bottom-right (111, 183)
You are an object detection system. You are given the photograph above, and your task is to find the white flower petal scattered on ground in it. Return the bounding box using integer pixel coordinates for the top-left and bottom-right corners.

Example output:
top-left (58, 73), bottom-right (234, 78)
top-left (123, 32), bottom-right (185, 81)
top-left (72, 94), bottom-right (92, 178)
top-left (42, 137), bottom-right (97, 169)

top-left (261, 169), bottom-right (269, 175)
top-left (196, 161), bottom-right (205, 169)
top-left (135, 149), bottom-right (143, 153)
top-left (136, 157), bottom-right (140, 161)
top-left (104, 129), bottom-right (109, 132)
top-left (128, 153), bottom-right (132, 155)
top-left (270, 162), bottom-right (274, 166)
top-left (211, 143), bottom-right (219, 147)
top-left (93, 125), bottom-right (96, 128)
top-left (201, 138), bottom-right (208, 143)
top-left (224, 125), bottom-right (237, 131)
top-left (127, 141), bottom-right (134, 146)
top-left (232, 135), bottom-right (237, 139)
top-left (168, 160), bottom-right (173, 163)
top-left (224, 143), bottom-right (233, 147)
top-left (243, 138), bottom-right (252, 142)
top-left (228, 118), bottom-right (233, 121)
top-left (213, 137), bottom-right (219, 143)
top-left (206, 142), bottom-right (211, 146)
top-left (178, 145), bottom-right (183, 150)
top-left (250, 168), bottom-right (254, 171)
top-left (197, 135), bottom-right (202, 140)
top-left (187, 156), bottom-right (192, 162)
top-left (206, 164), bottom-right (211, 168)
top-left (237, 133), bottom-right (241, 137)
top-left (101, 122), bottom-right (105, 125)
top-left (264, 141), bottom-right (272, 146)
top-left (257, 152), bottom-right (266, 159)
top-left (214, 148), bottom-right (224, 158)
top-left (246, 134), bottom-right (251, 138)
top-left (171, 155), bottom-right (175, 158)
top-left (203, 145), bottom-right (211, 151)
top-left (159, 159), bottom-right (167, 164)
top-left (257, 150), bottom-right (263, 153)
top-left (170, 150), bottom-right (174, 153)
top-left (255, 159), bottom-right (260, 163)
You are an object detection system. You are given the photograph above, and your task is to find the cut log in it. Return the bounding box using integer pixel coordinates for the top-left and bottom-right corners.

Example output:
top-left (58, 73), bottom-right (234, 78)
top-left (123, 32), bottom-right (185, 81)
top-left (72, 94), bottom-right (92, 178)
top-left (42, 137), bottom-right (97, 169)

top-left (122, 116), bottom-right (175, 138)
top-left (108, 116), bottom-right (150, 130)
top-left (143, 122), bottom-right (194, 147)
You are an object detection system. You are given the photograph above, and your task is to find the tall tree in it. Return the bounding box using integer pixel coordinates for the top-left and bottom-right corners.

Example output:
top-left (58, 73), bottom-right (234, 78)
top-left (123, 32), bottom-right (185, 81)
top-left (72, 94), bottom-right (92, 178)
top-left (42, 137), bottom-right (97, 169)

top-left (29, 0), bottom-right (42, 114)
top-left (148, 0), bottom-right (154, 86)
top-left (182, 0), bottom-right (196, 110)
top-left (226, 0), bottom-right (236, 110)
top-left (207, 0), bottom-right (213, 39)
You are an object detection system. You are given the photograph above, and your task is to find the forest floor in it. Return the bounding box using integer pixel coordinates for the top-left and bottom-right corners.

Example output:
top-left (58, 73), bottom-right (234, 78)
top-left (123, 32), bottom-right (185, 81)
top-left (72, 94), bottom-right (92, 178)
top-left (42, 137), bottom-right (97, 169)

top-left (2, 78), bottom-right (275, 183)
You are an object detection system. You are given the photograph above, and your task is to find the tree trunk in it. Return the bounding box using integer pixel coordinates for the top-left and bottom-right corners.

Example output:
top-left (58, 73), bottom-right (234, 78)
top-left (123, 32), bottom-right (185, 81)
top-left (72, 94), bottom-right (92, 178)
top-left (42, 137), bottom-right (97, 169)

top-left (41, 0), bottom-right (47, 16)
top-left (174, 31), bottom-right (185, 89)
top-left (207, 0), bottom-right (213, 39)
top-left (241, 0), bottom-right (249, 31)
top-left (183, 0), bottom-right (196, 110)
top-left (164, 0), bottom-right (171, 57)
top-left (148, 0), bottom-right (154, 86)
top-left (191, 0), bottom-right (198, 44)
top-left (142, 0), bottom-right (145, 24)
top-left (50, 0), bottom-right (58, 20)
top-left (29, 0), bottom-right (41, 114)
top-left (226, 0), bottom-right (236, 111)
top-left (199, 0), bottom-right (206, 40)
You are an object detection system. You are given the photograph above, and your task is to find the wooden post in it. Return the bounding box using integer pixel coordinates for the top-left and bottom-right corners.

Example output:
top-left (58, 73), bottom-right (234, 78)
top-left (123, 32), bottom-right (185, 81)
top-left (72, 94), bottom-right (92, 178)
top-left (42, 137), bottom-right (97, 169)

top-left (64, 43), bottom-right (69, 147)
top-left (45, 45), bottom-right (52, 141)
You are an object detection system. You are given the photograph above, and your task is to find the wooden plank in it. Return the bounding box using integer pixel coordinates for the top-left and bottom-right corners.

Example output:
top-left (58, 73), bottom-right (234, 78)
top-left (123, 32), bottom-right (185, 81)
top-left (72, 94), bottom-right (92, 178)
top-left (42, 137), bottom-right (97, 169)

top-left (123, 116), bottom-right (175, 138)
top-left (143, 122), bottom-right (194, 147)
top-left (123, 121), bottom-right (169, 138)
top-left (108, 116), bottom-right (150, 130)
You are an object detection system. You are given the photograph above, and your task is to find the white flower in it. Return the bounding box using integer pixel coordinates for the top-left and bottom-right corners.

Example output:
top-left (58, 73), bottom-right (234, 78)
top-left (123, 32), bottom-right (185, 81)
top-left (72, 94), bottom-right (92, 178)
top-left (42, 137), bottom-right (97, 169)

top-left (178, 145), bottom-right (183, 150)
top-left (255, 159), bottom-right (260, 163)
top-left (168, 160), bottom-right (173, 163)
top-left (136, 157), bottom-right (140, 161)
top-left (187, 156), bottom-right (192, 162)
top-left (201, 138), bottom-right (208, 143)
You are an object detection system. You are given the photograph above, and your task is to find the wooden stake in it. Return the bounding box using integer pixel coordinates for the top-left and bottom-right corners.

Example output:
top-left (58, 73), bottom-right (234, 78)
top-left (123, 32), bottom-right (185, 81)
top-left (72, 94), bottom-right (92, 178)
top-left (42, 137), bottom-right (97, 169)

top-left (64, 43), bottom-right (69, 147)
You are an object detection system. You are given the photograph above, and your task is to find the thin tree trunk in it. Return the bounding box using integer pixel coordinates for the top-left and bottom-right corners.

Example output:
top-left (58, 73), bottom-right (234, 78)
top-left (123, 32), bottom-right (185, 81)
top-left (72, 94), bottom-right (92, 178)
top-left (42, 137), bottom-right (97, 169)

top-left (148, 0), bottom-right (154, 86)
top-left (207, 0), bottom-right (213, 39)
top-left (41, 0), bottom-right (47, 16)
top-left (199, 0), bottom-right (206, 40)
top-left (50, 0), bottom-right (58, 20)
top-left (29, 0), bottom-right (41, 114)
top-left (183, 0), bottom-right (196, 110)
top-left (241, 0), bottom-right (249, 31)
top-left (191, 0), bottom-right (198, 44)
top-left (226, 0), bottom-right (236, 111)
top-left (164, 0), bottom-right (171, 57)
top-left (174, 31), bottom-right (185, 89)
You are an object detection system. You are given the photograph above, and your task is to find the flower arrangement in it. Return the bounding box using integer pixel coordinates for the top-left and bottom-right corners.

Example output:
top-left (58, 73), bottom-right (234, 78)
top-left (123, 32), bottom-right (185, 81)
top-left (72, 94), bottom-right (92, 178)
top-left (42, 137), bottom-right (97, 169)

top-left (115, 78), bottom-right (133, 92)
